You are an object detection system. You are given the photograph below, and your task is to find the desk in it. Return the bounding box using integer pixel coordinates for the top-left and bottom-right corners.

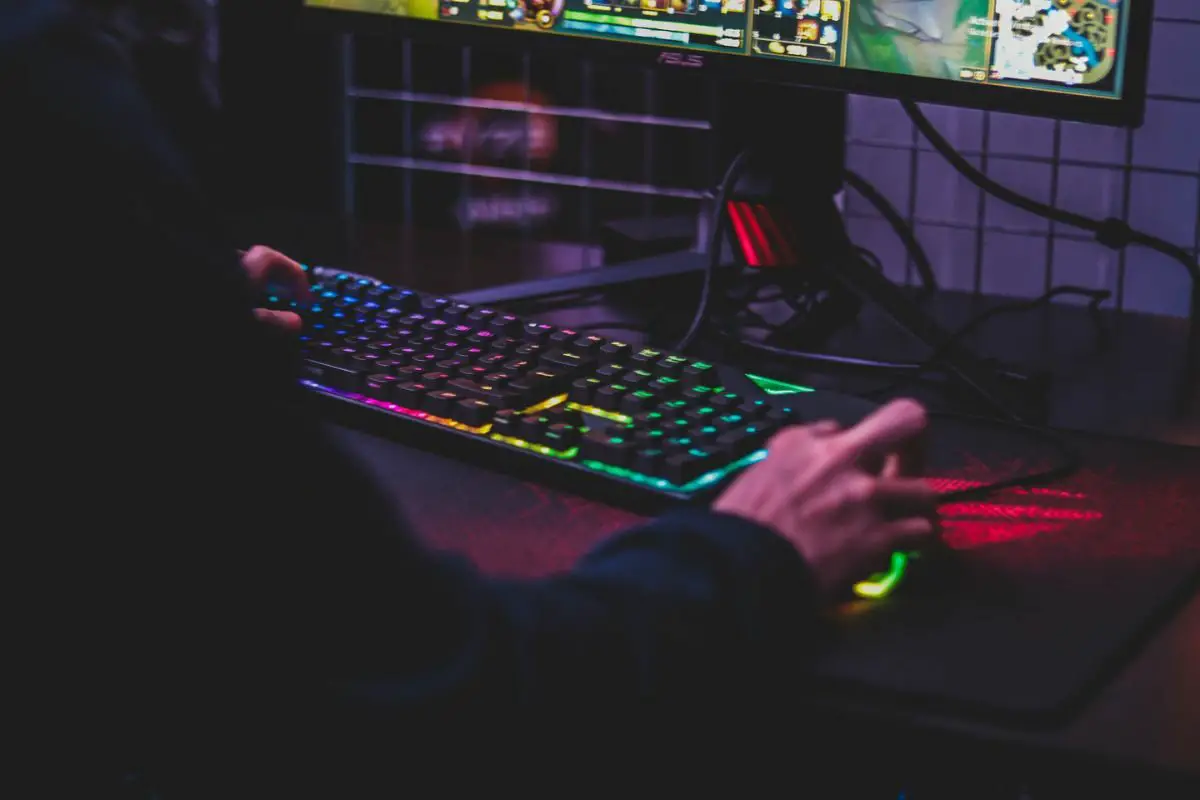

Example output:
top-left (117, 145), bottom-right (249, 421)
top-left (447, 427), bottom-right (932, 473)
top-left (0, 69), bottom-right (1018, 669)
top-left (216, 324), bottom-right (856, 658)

top-left (333, 421), bottom-right (1200, 794)
top-left (260, 216), bottom-right (1199, 791)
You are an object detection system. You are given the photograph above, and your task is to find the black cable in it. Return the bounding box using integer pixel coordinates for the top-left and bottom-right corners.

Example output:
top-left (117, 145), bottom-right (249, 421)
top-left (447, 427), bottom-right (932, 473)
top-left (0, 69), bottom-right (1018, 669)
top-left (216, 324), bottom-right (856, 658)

top-left (855, 246), bottom-right (885, 273)
top-left (844, 169), bottom-right (938, 293)
top-left (865, 285), bottom-right (1111, 398)
top-left (674, 148), bottom-right (755, 353)
top-left (930, 411), bottom-right (1082, 502)
top-left (901, 100), bottom-right (1199, 287)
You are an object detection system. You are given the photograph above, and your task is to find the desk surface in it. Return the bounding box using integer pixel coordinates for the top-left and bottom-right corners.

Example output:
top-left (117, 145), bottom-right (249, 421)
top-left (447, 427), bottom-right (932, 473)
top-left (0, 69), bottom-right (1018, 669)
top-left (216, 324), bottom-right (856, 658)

top-left (257, 214), bottom-right (1199, 785)
top-left (332, 421), bottom-right (1200, 784)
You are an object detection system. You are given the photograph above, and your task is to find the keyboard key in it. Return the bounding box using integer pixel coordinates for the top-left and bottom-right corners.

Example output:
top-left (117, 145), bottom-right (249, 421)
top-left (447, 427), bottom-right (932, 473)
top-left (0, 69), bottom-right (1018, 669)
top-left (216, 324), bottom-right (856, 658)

top-left (394, 365), bottom-right (429, 381)
top-left (569, 377), bottom-right (602, 403)
top-left (591, 384), bottom-right (628, 411)
top-left (489, 314), bottom-right (521, 334)
top-left (543, 423), bottom-right (580, 449)
top-left (490, 337), bottom-right (522, 354)
top-left (664, 449), bottom-right (716, 485)
top-left (595, 363), bottom-right (625, 379)
top-left (466, 308), bottom-right (498, 324)
top-left (508, 368), bottom-right (572, 399)
top-left (492, 409), bottom-right (521, 435)
top-left (739, 399), bottom-right (771, 418)
top-left (711, 391), bottom-right (741, 409)
top-left (446, 378), bottom-right (520, 409)
top-left (393, 381), bottom-right (430, 408)
top-left (655, 355), bottom-right (689, 376)
top-left (631, 347), bottom-right (663, 364)
top-left (599, 340), bottom-right (632, 359)
top-left (633, 447), bottom-right (666, 475)
top-left (647, 376), bottom-right (682, 395)
top-left (443, 302), bottom-right (472, 321)
top-left (573, 334), bottom-right (606, 351)
top-left (452, 398), bottom-right (494, 427)
top-left (549, 328), bottom-right (581, 345)
top-left (387, 347), bottom-right (417, 364)
top-left (502, 359), bottom-right (534, 375)
top-left (541, 348), bottom-right (596, 372)
top-left (454, 346), bottom-right (487, 362)
top-left (363, 374), bottom-right (398, 399)
top-left (522, 322), bottom-right (555, 342)
top-left (350, 353), bottom-right (382, 372)
top-left (620, 389), bottom-right (657, 414)
top-left (682, 385), bottom-right (717, 401)
top-left (421, 371), bottom-right (450, 387)
top-left (681, 361), bottom-right (717, 384)
top-left (579, 431), bottom-right (636, 466)
top-left (424, 389), bottom-right (462, 416)
top-left (621, 369), bottom-right (655, 387)
top-left (373, 359), bottom-right (407, 374)
top-left (421, 297), bottom-right (453, 314)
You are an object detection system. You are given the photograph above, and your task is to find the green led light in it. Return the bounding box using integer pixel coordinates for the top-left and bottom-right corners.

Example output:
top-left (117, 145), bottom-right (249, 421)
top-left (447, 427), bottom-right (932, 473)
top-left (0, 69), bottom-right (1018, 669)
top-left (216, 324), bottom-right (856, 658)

top-left (489, 432), bottom-right (771, 494)
top-left (852, 551), bottom-right (909, 599)
top-left (567, 402), bottom-right (631, 425)
top-left (581, 449), bottom-right (767, 493)
top-left (745, 373), bottom-right (816, 395)
top-left (490, 434), bottom-right (578, 460)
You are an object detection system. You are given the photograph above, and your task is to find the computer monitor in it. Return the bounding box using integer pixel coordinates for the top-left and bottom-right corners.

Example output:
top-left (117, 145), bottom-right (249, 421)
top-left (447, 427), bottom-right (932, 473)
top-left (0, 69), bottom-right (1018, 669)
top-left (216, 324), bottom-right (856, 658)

top-left (303, 1), bottom-right (1152, 127)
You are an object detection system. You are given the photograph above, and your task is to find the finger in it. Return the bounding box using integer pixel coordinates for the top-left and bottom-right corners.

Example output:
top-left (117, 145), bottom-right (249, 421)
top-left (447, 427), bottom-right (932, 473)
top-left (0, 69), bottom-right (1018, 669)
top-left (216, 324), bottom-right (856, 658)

top-left (808, 419), bottom-right (840, 436)
top-left (879, 516), bottom-right (937, 551)
top-left (254, 308), bottom-right (303, 334)
top-left (242, 246), bottom-right (312, 299)
top-left (872, 476), bottom-right (939, 507)
top-left (879, 453), bottom-right (901, 479)
top-left (837, 399), bottom-right (928, 463)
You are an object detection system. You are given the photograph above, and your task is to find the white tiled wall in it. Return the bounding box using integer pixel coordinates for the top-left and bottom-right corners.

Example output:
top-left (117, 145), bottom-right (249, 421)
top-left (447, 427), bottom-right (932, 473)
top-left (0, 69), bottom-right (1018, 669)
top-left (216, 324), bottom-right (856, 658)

top-left (844, 11), bottom-right (1200, 317)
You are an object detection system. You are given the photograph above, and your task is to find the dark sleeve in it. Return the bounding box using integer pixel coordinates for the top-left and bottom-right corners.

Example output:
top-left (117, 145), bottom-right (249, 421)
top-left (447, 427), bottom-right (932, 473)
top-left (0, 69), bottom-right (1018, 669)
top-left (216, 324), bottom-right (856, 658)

top-left (8, 14), bottom-right (817, 787)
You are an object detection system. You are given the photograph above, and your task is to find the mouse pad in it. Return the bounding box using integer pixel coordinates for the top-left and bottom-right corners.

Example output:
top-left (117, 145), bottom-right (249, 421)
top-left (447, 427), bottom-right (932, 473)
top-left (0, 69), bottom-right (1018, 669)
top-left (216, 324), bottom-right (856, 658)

top-left (328, 417), bottom-right (1200, 726)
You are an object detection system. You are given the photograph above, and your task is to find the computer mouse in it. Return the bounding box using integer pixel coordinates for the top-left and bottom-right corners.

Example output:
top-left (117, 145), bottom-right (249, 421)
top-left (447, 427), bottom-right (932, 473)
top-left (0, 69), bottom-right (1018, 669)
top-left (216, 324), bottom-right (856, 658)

top-left (852, 537), bottom-right (962, 600)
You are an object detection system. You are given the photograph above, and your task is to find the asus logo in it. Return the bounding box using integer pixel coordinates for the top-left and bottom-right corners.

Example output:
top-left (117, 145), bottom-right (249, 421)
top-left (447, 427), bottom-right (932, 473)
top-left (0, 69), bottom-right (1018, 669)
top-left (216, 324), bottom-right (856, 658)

top-left (657, 51), bottom-right (705, 68)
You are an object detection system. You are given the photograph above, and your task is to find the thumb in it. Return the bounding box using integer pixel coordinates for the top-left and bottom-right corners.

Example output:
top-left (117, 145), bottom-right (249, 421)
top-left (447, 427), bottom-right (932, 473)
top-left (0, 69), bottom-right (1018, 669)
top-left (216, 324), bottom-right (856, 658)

top-left (254, 308), bottom-right (303, 334)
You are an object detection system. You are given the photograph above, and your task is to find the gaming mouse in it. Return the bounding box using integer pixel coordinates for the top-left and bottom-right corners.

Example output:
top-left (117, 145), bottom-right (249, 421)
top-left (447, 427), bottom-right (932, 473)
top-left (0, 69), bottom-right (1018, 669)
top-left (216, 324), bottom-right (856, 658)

top-left (852, 536), bottom-right (962, 600)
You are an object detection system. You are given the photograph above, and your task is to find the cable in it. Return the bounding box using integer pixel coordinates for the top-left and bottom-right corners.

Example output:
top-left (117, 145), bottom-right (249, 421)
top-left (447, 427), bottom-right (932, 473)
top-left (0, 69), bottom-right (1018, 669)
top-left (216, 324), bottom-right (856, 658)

top-left (865, 285), bottom-right (1111, 398)
top-left (844, 169), bottom-right (938, 293)
top-left (930, 411), bottom-right (1082, 502)
top-left (901, 100), bottom-right (1199, 287)
top-left (674, 148), bottom-right (755, 353)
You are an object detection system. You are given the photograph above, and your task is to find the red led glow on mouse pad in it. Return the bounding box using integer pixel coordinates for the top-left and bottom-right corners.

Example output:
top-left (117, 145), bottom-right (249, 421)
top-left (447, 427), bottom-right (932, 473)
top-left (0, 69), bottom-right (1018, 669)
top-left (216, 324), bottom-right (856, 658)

top-left (930, 477), bottom-right (1104, 551)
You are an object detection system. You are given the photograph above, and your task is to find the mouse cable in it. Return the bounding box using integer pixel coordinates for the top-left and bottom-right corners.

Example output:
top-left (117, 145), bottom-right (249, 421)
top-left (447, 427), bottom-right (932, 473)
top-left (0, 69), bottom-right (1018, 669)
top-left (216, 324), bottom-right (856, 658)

top-left (843, 169), bottom-right (938, 294)
top-left (901, 100), bottom-right (1199, 299)
top-left (863, 284), bottom-right (1111, 399)
top-left (929, 410), bottom-right (1083, 503)
top-left (674, 148), bottom-right (756, 354)
top-left (716, 280), bottom-right (1106, 387)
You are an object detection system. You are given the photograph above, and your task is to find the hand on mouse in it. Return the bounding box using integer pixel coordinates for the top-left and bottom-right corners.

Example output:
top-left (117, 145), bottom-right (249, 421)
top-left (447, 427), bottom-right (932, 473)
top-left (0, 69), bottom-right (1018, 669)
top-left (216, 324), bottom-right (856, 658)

top-left (712, 398), bottom-right (937, 600)
top-left (241, 245), bottom-right (311, 335)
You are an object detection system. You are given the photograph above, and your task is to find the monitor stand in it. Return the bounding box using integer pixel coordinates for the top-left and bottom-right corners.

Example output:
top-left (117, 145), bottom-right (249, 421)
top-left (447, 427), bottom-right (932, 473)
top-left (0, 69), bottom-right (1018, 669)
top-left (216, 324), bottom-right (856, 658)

top-left (454, 85), bottom-right (1024, 419)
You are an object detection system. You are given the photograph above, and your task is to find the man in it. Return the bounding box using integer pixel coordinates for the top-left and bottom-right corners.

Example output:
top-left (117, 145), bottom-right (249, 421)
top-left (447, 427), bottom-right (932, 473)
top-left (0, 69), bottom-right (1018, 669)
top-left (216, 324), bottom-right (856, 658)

top-left (7, 1), bottom-right (936, 795)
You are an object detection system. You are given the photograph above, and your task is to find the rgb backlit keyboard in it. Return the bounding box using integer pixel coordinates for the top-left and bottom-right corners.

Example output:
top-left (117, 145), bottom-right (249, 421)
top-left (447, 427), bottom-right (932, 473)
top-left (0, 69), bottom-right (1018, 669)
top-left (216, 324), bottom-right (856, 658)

top-left (285, 267), bottom-right (849, 497)
top-left (279, 267), bottom-right (908, 597)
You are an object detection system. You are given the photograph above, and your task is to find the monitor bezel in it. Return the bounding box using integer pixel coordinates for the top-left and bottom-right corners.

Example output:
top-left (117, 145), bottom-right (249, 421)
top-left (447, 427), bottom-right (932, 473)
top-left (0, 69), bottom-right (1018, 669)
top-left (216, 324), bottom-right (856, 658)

top-left (301, 1), bottom-right (1154, 128)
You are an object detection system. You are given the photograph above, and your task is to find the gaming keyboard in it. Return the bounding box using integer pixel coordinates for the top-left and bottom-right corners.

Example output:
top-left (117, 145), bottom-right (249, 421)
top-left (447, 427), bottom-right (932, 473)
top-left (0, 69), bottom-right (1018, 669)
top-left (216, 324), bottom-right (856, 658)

top-left (279, 267), bottom-right (918, 598)
top-left (284, 266), bottom-right (880, 507)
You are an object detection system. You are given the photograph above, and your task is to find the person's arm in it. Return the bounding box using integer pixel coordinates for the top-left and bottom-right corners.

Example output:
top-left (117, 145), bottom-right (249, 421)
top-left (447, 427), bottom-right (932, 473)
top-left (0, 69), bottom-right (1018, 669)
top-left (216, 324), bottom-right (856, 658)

top-left (8, 6), bottom-right (818, 728)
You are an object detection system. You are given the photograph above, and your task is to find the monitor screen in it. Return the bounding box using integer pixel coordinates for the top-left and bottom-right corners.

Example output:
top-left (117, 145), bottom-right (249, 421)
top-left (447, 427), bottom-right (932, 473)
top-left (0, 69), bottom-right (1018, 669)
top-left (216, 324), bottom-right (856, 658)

top-left (304, 1), bottom-right (1149, 125)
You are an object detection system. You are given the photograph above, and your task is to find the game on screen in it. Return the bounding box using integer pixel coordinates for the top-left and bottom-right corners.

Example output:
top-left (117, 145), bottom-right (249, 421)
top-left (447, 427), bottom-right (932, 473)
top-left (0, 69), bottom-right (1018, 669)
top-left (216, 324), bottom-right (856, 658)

top-left (307, 0), bottom-right (1130, 100)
